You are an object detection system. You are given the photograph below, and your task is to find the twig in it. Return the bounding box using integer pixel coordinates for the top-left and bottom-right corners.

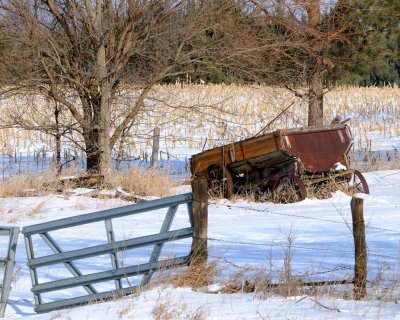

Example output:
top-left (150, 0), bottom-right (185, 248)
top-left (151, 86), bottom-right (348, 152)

top-left (254, 100), bottom-right (297, 137)
top-left (309, 297), bottom-right (341, 312)
top-left (295, 295), bottom-right (308, 304)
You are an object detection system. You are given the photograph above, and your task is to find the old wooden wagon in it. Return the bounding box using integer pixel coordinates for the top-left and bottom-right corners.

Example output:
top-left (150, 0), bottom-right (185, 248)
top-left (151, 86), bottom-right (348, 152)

top-left (190, 123), bottom-right (369, 201)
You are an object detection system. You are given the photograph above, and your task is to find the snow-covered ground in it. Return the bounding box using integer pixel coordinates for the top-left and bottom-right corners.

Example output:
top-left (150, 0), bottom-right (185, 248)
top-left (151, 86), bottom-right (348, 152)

top-left (0, 170), bottom-right (399, 319)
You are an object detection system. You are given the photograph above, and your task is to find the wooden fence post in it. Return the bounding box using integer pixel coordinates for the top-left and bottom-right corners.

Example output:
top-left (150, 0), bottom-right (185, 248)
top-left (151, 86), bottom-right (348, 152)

top-left (351, 196), bottom-right (367, 299)
top-left (2, 152), bottom-right (5, 180)
top-left (190, 178), bottom-right (208, 264)
top-left (151, 127), bottom-right (160, 168)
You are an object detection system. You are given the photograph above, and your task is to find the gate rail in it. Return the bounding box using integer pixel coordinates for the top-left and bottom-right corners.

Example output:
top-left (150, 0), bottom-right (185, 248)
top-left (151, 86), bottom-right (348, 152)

top-left (22, 193), bottom-right (194, 313)
top-left (0, 226), bottom-right (20, 317)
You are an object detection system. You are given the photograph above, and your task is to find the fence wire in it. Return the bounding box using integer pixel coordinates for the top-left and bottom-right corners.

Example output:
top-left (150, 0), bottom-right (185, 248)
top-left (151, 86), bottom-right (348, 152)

top-left (207, 201), bottom-right (400, 279)
top-left (211, 202), bottom-right (400, 235)
top-left (208, 253), bottom-right (353, 277)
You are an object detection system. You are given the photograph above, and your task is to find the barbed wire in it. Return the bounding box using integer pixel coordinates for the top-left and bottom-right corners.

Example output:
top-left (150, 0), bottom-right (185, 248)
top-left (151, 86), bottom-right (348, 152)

top-left (211, 202), bottom-right (400, 234)
top-left (207, 237), bottom-right (400, 261)
top-left (208, 254), bottom-right (353, 278)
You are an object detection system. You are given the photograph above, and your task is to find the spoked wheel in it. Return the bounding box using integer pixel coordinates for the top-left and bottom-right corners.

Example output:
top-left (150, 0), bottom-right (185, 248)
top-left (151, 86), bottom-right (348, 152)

top-left (350, 170), bottom-right (369, 194)
top-left (206, 165), bottom-right (233, 199)
top-left (272, 175), bottom-right (307, 203)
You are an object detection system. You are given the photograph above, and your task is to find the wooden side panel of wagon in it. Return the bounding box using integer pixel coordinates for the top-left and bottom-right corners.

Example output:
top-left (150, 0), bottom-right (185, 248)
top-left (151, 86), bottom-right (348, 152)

top-left (190, 132), bottom-right (284, 175)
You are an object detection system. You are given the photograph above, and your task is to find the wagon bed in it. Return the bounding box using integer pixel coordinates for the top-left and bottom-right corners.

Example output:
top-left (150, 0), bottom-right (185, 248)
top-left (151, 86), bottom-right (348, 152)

top-left (190, 123), bottom-right (369, 201)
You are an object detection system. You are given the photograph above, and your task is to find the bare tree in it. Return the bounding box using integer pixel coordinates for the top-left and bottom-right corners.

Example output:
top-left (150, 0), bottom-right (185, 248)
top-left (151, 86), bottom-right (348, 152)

top-left (239, 0), bottom-right (373, 126)
top-left (0, 0), bottom-right (225, 174)
top-left (0, 95), bottom-right (72, 174)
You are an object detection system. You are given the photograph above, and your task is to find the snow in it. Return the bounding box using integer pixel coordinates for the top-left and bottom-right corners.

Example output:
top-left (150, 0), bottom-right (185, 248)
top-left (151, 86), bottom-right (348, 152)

top-left (0, 170), bottom-right (399, 319)
top-left (334, 162), bottom-right (348, 172)
top-left (15, 286), bottom-right (400, 320)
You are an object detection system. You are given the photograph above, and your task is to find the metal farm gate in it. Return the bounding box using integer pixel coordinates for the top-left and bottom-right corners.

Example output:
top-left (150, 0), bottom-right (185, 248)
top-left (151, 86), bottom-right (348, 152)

top-left (0, 226), bottom-right (20, 317)
top-left (22, 193), bottom-right (194, 313)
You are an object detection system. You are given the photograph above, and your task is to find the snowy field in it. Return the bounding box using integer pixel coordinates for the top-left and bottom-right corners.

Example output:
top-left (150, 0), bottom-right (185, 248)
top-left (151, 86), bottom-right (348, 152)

top-left (0, 169), bottom-right (399, 319)
top-left (0, 85), bottom-right (399, 319)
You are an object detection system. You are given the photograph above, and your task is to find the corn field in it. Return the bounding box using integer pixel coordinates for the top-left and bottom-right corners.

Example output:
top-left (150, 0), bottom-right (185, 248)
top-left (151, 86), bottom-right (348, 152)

top-left (0, 84), bottom-right (399, 176)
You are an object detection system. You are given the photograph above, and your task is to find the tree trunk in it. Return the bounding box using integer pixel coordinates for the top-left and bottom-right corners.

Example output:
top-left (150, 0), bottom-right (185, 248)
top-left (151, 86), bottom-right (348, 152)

top-left (82, 88), bottom-right (112, 174)
top-left (85, 119), bottom-right (112, 174)
top-left (307, 0), bottom-right (324, 127)
top-left (84, 44), bottom-right (113, 175)
top-left (54, 101), bottom-right (62, 175)
top-left (308, 56), bottom-right (324, 127)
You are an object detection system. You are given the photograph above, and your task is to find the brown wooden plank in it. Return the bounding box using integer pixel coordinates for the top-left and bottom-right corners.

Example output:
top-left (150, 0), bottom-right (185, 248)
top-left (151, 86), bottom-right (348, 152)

top-left (191, 131), bottom-right (282, 174)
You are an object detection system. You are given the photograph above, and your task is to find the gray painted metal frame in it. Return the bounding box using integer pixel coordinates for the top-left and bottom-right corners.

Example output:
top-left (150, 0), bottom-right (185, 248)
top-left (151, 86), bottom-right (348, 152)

top-left (0, 226), bottom-right (20, 318)
top-left (22, 193), bottom-right (194, 314)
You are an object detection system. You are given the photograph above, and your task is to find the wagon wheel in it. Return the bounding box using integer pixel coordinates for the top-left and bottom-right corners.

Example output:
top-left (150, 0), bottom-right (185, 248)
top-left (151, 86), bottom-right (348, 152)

top-left (206, 165), bottom-right (233, 199)
top-left (272, 175), bottom-right (307, 203)
top-left (349, 170), bottom-right (369, 194)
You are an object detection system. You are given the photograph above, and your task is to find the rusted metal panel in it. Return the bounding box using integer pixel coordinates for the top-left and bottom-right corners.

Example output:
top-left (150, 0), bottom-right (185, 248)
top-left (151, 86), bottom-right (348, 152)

top-left (281, 127), bottom-right (351, 172)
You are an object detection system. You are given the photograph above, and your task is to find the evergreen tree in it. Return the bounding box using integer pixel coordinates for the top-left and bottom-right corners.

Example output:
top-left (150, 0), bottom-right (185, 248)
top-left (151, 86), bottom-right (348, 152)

top-left (327, 0), bottom-right (400, 86)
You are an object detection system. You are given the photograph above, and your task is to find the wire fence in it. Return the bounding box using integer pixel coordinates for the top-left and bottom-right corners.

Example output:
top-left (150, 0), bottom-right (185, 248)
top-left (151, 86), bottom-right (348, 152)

top-left (208, 251), bottom-right (353, 279)
top-left (213, 202), bottom-right (400, 235)
top-left (0, 147), bottom-right (192, 180)
top-left (204, 200), bottom-right (400, 287)
top-left (1, 140), bottom-right (399, 180)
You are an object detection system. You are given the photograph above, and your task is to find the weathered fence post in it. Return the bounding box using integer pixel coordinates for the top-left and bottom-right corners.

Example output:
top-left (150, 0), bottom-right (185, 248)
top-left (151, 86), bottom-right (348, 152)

top-left (190, 178), bottom-right (208, 265)
top-left (17, 152), bottom-right (21, 174)
top-left (351, 196), bottom-right (367, 299)
top-left (2, 152), bottom-right (5, 180)
top-left (151, 127), bottom-right (160, 168)
top-left (27, 151), bottom-right (31, 174)
top-left (35, 151), bottom-right (39, 172)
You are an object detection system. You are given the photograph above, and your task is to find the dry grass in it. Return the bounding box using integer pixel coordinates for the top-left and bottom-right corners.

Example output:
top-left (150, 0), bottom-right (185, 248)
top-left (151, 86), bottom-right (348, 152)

top-left (352, 150), bottom-right (400, 172)
top-left (28, 200), bottom-right (47, 216)
top-left (228, 170), bottom-right (371, 203)
top-left (117, 297), bottom-right (136, 319)
top-left (305, 176), bottom-right (358, 200)
top-left (152, 291), bottom-right (208, 320)
top-left (152, 249), bottom-right (220, 290)
top-left (101, 170), bottom-right (123, 190)
top-left (168, 260), bottom-right (219, 289)
top-left (214, 266), bottom-right (352, 300)
top-left (0, 170), bottom-right (101, 198)
top-left (0, 172), bottom-right (60, 198)
top-left (119, 167), bottom-right (176, 197)
top-left (0, 166), bottom-right (176, 199)
top-left (367, 253), bottom-right (400, 303)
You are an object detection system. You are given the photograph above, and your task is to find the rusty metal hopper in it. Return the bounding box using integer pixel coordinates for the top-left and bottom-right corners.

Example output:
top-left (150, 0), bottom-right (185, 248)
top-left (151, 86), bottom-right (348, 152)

top-left (279, 125), bottom-right (352, 172)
